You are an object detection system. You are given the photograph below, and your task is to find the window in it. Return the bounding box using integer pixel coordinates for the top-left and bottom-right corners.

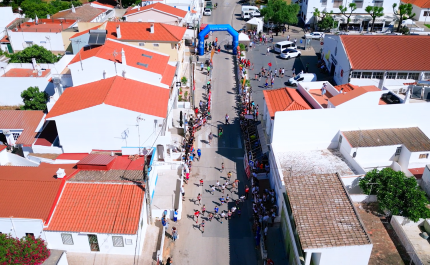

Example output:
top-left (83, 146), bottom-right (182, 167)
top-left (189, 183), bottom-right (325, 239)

top-left (424, 11), bottom-right (430, 16)
top-left (153, 43), bottom-right (160, 47)
top-left (125, 238), bottom-right (133, 245)
top-left (353, 152), bottom-right (357, 158)
top-left (351, 71), bottom-right (361, 78)
top-left (395, 146), bottom-right (402, 156)
top-left (333, 0), bottom-right (343, 8)
top-left (40, 41), bottom-right (46, 44)
top-left (112, 236), bottom-right (124, 247)
top-left (25, 233), bottom-right (34, 238)
top-left (339, 135), bottom-right (343, 143)
top-left (374, 0), bottom-right (383, 7)
top-left (397, 72), bottom-right (408, 79)
top-left (362, 72), bottom-right (372, 79)
top-left (419, 153), bottom-right (429, 159)
top-left (424, 73), bottom-right (430, 79)
top-left (354, 0), bottom-right (363, 8)
top-left (25, 41), bottom-right (33, 47)
top-left (322, 0), bottom-right (327, 6)
top-left (408, 73), bottom-right (419, 80)
top-left (373, 72), bottom-right (383, 79)
top-left (386, 72), bottom-right (396, 79)
top-left (12, 133), bottom-right (20, 140)
top-left (139, 42), bottom-right (145, 46)
top-left (61, 234), bottom-right (74, 245)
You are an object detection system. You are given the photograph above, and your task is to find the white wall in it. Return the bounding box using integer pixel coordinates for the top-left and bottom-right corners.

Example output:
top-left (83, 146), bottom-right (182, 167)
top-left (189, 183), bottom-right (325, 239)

top-left (398, 145), bottom-right (411, 170)
top-left (0, 218), bottom-right (46, 240)
top-left (322, 35), bottom-right (350, 85)
top-left (0, 77), bottom-right (52, 106)
top-left (422, 165), bottom-right (430, 196)
top-left (338, 136), bottom-right (367, 175)
top-left (304, 244), bottom-right (373, 265)
top-left (0, 7), bottom-right (20, 40)
top-left (50, 104), bottom-right (165, 153)
top-left (68, 56), bottom-right (168, 88)
top-left (297, 82), bottom-right (324, 109)
top-left (332, 91), bottom-right (384, 109)
top-left (8, 31), bottom-right (65, 52)
top-left (0, 151), bottom-right (40, 166)
top-left (125, 10), bottom-right (182, 25)
top-left (272, 103), bottom-right (430, 152)
top-left (353, 145), bottom-right (400, 169)
top-left (408, 151), bottom-right (430, 168)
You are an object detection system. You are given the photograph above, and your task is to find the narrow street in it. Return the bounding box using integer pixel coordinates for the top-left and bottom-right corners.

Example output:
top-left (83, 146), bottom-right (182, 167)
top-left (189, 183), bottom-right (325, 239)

top-left (162, 1), bottom-right (259, 264)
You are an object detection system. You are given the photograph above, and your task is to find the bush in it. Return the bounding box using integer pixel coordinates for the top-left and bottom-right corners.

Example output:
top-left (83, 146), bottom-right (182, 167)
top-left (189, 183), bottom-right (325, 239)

top-left (239, 43), bottom-right (246, 51)
top-left (0, 234), bottom-right (50, 264)
top-left (21, 86), bottom-right (49, 111)
top-left (9, 45), bottom-right (62, 64)
top-left (181, 76), bottom-right (187, 85)
top-left (184, 91), bottom-right (188, 100)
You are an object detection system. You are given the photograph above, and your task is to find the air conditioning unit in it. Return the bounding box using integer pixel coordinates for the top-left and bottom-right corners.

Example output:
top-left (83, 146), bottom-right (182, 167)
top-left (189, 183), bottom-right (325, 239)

top-left (2, 130), bottom-right (11, 135)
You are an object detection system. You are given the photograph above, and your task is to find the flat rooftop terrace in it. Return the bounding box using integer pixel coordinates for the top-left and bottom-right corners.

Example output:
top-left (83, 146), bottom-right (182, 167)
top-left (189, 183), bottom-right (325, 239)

top-left (152, 168), bottom-right (181, 210)
top-left (277, 149), bottom-right (358, 177)
top-left (308, 89), bottom-right (333, 108)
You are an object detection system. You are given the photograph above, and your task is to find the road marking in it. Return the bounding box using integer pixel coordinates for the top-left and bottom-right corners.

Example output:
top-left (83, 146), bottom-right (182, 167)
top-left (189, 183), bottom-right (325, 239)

top-left (237, 137), bottom-right (242, 149)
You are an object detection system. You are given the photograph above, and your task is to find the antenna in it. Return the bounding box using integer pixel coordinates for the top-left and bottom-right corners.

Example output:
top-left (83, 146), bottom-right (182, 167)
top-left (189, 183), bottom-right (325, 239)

top-left (72, 39), bottom-right (83, 70)
top-left (111, 49), bottom-right (118, 74)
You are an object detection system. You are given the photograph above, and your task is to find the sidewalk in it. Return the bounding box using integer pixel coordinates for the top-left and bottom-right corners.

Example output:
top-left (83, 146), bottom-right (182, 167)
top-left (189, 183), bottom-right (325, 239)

top-left (265, 223), bottom-right (289, 264)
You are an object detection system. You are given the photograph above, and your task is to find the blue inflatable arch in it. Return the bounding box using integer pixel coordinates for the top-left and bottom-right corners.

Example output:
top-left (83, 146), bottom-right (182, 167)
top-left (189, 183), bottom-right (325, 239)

top-left (198, 24), bottom-right (239, 56)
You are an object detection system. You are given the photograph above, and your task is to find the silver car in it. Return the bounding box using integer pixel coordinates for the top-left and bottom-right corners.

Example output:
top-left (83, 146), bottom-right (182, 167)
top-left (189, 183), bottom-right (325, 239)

top-left (280, 49), bottom-right (301, 59)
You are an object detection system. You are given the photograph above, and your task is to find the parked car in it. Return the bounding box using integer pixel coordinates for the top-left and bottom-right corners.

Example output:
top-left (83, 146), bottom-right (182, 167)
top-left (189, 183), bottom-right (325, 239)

top-left (287, 73), bottom-right (317, 87)
top-left (204, 8), bottom-right (212, 16)
top-left (304, 32), bottom-right (323, 39)
top-left (280, 49), bottom-right (301, 59)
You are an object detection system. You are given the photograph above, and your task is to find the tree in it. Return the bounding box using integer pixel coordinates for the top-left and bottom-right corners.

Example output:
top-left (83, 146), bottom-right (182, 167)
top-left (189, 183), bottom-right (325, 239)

top-left (359, 168), bottom-right (430, 222)
top-left (20, 86), bottom-right (49, 111)
top-left (21, 0), bottom-right (82, 19)
top-left (313, 8), bottom-right (334, 30)
top-left (0, 234), bottom-right (50, 264)
top-left (318, 14), bottom-right (337, 31)
top-left (260, 0), bottom-right (300, 26)
top-left (9, 45), bottom-right (61, 63)
top-left (365, 6), bottom-right (384, 32)
top-left (339, 3), bottom-right (357, 31)
top-left (393, 3), bottom-right (416, 32)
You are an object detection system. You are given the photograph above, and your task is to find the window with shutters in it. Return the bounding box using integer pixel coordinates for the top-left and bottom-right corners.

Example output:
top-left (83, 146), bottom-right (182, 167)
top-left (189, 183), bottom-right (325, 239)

top-left (386, 72), bottom-right (396, 79)
top-left (112, 236), bottom-right (124, 247)
top-left (61, 233), bottom-right (74, 245)
top-left (395, 147), bottom-right (402, 156)
top-left (419, 153), bottom-right (429, 159)
top-left (408, 73), bottom-right (419, 80)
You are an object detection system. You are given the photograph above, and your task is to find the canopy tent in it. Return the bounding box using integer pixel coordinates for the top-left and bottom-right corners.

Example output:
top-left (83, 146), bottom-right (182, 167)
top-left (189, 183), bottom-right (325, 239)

top-left (239, 33), bottom-right (250, 45)
top-left (246, 17), bottom-right (263, 33)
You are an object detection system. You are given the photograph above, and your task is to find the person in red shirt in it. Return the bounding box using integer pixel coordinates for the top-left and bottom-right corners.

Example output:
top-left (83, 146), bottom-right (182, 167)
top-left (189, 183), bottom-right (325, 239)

top-left (194, 210), bottom-right (200, 223)
top-left (245, 185), bottom-right (250, 200)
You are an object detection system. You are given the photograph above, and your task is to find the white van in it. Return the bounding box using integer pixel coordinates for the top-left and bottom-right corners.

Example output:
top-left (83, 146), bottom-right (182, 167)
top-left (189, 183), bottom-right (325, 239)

top-left (241, 11), bottom-right (251, 20)
top-left (287, 73), bottom-right (317, 87)
top-left (274, 41), bottom-right (297, 53)
top-left (241, 5), bottom-right (260, 17)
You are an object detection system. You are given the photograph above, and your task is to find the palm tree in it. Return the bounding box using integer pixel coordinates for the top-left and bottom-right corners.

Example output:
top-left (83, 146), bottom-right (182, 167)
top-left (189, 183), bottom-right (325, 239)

top-left (339, 3), bottom-right (357, 31)
top-left (365, 6), bottom-right (384, 32)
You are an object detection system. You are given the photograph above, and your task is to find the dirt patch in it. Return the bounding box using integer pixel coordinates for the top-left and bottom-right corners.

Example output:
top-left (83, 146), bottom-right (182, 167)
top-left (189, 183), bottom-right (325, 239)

top-left (0, 105), bottom-right (21, 110)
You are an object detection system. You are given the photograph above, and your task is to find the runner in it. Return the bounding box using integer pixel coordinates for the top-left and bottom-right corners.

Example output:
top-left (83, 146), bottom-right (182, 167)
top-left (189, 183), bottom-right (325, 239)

top-left (200, 179), bottom-right (204, 186)
top-left (200, 220), bottom-right (205, 233)
top-left (194, 210), bottom-right (200, 223)
top-left (214, 205), bottom-right (219, 218)
top-left (201, 204), bottom-right (206, 216)
top-left (225, 114), bottom-right (229, 124)
top-left (197, 193), bottom-right (202, 205)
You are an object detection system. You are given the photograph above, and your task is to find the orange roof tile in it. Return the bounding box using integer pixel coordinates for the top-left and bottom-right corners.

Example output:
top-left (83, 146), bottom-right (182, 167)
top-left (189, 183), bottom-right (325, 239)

top-left (52, 5), bottom-right (104, 22)
top-left (334, 83), bottom-right (358, 93)
top-left (330, 85), bottom-right (380, 106)
top-left (263, 87), bottom-right (312, 118)
top-left (309, 89), bottom-right (333, 108)
top-left (0, 110), bottom-right (45, 146)
top-left (56, 153), bottom-right (89, 160)
top-left (15, 19), bottom-right (76, 33)
top-left (0, 145), bottom-right (6, 152)
top-left (0, 164), bottom-right (76, 221)
top-left (0, 36), bottom-right (10, 43)
top-left (161, 64), bottom-right (176, 86)
top-left (106, 21), bottom-right (186, 42)
top-left (70, 24), bottom-right (102, 39)
top-left (46, 76), bottom-right (169, 119)
top-left (341, 35), bottom-right (430, 71)
top-left (402, 0), bottom-right (430, 8)
top-left (124, 3), bottom-right (187, 18)
top-left (46, 182), bottom-right (144, 234)
top-left (2, 68), bottom-right (51, 77)
top-left (69, 39), bottom-right (169, 74)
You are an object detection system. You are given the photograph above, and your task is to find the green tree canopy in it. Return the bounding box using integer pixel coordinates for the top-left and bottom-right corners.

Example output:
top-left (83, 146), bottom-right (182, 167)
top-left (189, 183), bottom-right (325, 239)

top-left (20, 86), bottom-right (49, 111)
top-left (21, 0), bottom-right (82, 19)
top-left (365, 6), bottom-right (384, 32)
top-left (339, 3), bottom-right (357, 31)
top-left (260, 0), bottom-right (300, 25)
top-left (9, 45), bottom-right (61, 63)
top-left (359, 168), bottom-right (430, 222)
top-left (393, 3), bottom-right (415, 32)
top-left (313, 8), bottom-right (335, 30)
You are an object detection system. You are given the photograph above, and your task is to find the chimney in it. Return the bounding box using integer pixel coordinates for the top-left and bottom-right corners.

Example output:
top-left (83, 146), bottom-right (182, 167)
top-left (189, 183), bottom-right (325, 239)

top-left (116, 25), bottom-right (121, 38)
top-left (121, 48), bottom-right (126, 65)
top-left (56, 168), bottom-right (66, 179)
top-left (150, 23), bottom-right (154, 34)
top-left (71, 4), bottom-right (76, 13)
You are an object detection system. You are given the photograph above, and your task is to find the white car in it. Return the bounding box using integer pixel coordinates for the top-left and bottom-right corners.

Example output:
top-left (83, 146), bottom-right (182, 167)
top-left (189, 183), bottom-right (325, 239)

top-left (305, 32), bottom-right (323, 39)
top-left (204, 8), bottom-right (211, 16)
top-left (280, 49), bottom-right (301, 59)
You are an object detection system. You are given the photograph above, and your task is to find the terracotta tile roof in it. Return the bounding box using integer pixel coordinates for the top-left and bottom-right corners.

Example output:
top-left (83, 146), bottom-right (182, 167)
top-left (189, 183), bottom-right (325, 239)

top-left (56, 153), bottom-right (89, 160)
top-left (46, 182), bottom-right (144, 234)
top-left (334, 83), bottom-right (358, 93)
top-left (69, 39), bottom-right (170, 74)
top-left (283, 173), bottom-right (371, 249)
top-left (77, 154), bottom-right (116, 166)
top-left (52, 5), bottom-right (104, 22)
top-left (161, 64), bottom-right (176, 86)
top-left (0, 145), bottom-right (6, 152)
top-left (342, 127), bottom-right (430, 152)
top-left (70, 24), bottom-right (102, 39)
top-left (0, 110), bottom-right (45, 146)
top-left (309, 89), bottom-right (333, 108)
top-left (0, 163), bottom-right (76, 221)
top-left (402, 0), bottom-right (430, 8)
top-left (409, 167), bottom-right (425, 179)
top-left (46, 76), bottom-right (169, 119)
top-left (34, 121), bottom-right (58, 146)
top-left (263, 87), bottom-right (312, 118)
top-left (124, 3), bottom-right (187, 18)
top-left (329, 85), bottom-right (380, 106)
top-left (0, 36), bottom-right (10, 43)
top-left (105, 21), bottom-right (186, 42)
top-left (341, 35), bottom-right (430, 71)
top-left (1, 68), bottom-right (51, 78)
top-left (87, 1), bottom-right (115, 9)
top-left (16, 19), bottom-right (76, 32)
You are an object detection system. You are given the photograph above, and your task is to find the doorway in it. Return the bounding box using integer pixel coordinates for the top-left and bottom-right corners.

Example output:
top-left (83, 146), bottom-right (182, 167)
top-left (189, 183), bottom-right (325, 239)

top-left (88, 234), bottom-right (100, 252)
top-left (330, 63), bottom-right (336, 76)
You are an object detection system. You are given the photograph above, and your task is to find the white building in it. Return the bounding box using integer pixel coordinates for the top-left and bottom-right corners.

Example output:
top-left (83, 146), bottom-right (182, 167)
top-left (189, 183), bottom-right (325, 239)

top-left (321, 35), bottom-right (430, 91)
top-left (45, 76), bottom-right (172, 154)
top-left (44, 154), bottom-right (149, 255)
top-left (402, 0), bottom-right (430, 22)
top-left (0, 7), bottom-right (20, 52)
top-left (123, 3), bottom-right (188, 25)
top-left (300, 0), bottom-right (398, 27)
top-left (422, 164), bottom-right (430, 196)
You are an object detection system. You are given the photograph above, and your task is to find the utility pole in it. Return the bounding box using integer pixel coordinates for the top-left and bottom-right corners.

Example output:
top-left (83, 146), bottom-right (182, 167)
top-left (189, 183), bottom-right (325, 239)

top-left (143, 150), bottom-right (153, 225)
